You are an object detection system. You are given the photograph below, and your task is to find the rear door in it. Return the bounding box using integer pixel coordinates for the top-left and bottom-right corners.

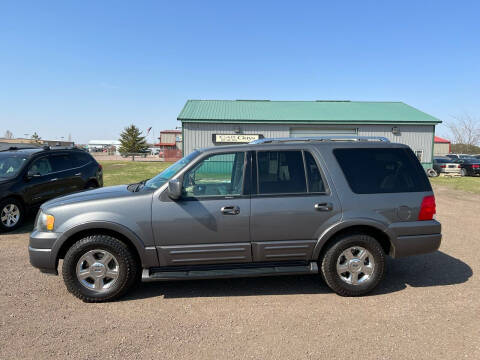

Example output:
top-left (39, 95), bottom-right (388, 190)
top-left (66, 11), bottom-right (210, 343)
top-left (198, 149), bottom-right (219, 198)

top-left (49, 153), bottom-right (85, 196)
top-left (250, 149), bottom-right (341, 262)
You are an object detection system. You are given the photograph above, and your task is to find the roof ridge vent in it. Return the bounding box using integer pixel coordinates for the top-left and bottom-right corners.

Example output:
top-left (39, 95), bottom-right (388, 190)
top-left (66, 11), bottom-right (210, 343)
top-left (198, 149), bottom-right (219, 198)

top-left (315, 100), bottom-right (351, 102)
top-left (235, 99), bottom-right (270, 102)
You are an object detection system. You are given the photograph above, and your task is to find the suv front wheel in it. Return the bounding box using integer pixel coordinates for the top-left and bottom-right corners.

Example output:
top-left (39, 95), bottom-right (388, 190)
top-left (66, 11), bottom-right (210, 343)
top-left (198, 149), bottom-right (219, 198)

top-left (320, 233), bottom-right (385, 296)
top-left (62, 235), bottom-right (138, 302)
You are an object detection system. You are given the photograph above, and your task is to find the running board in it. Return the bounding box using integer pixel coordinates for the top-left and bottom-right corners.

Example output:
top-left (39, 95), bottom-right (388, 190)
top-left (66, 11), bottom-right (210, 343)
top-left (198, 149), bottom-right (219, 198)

top-left (142, 262), bottom-right (318, 282)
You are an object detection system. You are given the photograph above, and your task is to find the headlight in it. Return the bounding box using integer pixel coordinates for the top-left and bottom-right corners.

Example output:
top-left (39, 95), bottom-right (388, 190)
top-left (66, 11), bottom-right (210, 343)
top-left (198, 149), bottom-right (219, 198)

top-left (37, 211), bottom-right (55, 231)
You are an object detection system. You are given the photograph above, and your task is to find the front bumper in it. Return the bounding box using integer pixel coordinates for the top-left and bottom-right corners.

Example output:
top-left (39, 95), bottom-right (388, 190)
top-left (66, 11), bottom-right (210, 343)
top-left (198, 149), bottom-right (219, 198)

top-left (29, 230), bottom-right (60, 274)
top-left (388, 220), bottom-right (442, 258)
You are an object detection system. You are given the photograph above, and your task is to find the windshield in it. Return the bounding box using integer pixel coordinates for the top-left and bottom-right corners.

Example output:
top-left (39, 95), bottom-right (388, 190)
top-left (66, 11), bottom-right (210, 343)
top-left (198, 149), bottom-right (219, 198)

top-left (143, 151), bottom-right (200, 190)
top-left (0, 153), bottom-right (29, 178)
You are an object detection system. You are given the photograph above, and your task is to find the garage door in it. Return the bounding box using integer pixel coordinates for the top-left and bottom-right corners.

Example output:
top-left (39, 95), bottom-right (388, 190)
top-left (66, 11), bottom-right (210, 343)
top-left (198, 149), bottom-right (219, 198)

top-left (290, 128), bottom-right (357, 137)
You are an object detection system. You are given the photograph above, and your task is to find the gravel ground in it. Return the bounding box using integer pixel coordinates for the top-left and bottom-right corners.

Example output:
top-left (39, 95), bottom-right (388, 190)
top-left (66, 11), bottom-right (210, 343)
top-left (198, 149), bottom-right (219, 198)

top-left (0, 185), bottom-right (478, 359)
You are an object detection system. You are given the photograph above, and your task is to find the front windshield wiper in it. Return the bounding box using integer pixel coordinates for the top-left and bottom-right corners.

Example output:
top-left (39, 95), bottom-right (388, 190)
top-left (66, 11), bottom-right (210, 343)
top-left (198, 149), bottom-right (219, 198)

top-left (127, 179), bottom-right (149, 192)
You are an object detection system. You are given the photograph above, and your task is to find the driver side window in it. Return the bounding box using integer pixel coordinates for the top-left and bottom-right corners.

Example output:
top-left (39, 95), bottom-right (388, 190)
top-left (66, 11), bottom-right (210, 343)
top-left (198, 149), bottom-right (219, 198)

top-left (183, 152), bottom-right (246, 198)
top-left (29, 157), bottom-right (53, 176)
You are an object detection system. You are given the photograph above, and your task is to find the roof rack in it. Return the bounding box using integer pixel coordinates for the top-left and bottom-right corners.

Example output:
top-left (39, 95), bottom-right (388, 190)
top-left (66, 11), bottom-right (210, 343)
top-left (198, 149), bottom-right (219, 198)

top-left (250, 136), bottom-right (390, 144)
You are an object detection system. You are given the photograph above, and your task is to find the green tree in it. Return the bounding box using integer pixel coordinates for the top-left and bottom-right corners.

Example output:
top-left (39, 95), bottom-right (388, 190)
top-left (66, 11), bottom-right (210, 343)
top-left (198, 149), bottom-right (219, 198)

top-left (119, 125), bottom-right (148, 156)
top-left (31, 132), bottom-right (42, 144)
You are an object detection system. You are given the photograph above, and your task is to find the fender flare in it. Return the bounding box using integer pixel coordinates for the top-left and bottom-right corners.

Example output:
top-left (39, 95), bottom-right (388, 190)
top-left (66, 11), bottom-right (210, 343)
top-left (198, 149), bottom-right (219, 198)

top-left (312, 218), bottom-right (395, 259)
top-left (52, 221), bottom-right (148, 263)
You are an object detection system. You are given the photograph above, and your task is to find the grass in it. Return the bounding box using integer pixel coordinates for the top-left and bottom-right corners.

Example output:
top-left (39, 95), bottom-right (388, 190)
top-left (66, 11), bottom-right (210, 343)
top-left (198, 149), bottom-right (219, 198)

top-left (100, 161), bottom-right (173, 187)
top-left (99, 160), bottom-right (480, 195)
top-left (430, 176), bottom-right (480, 194)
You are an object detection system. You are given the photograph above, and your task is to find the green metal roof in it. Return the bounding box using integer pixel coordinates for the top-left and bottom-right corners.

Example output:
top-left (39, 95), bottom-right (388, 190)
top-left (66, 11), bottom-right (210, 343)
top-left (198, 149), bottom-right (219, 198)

top-left (178, 100), bottom-right (441, 124)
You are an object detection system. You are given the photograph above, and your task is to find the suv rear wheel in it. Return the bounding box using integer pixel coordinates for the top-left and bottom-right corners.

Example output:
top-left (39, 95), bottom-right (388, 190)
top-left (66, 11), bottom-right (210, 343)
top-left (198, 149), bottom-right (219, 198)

top-left (62, 235), bottom-right (138, 302)
top-left (0, 198), bottom-right (24, 232)
top-left (320, 233), bottom-right (385, 296)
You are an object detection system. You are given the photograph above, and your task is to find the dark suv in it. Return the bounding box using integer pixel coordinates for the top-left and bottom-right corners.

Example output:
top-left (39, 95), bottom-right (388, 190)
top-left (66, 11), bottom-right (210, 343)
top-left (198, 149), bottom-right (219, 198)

top-left (0, 146), bottom-right (103, 231)
top-left (29, 137), bottom-right (441, 302)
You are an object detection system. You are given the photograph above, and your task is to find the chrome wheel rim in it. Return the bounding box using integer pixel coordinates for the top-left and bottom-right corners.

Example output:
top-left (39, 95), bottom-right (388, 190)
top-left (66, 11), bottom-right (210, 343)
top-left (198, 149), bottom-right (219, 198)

top-left (76, 249), bottom-right (120, 292)
top-left (1, 204), bottom-right (20, 228)
top-left (336, 246), bottom-right (375, 285)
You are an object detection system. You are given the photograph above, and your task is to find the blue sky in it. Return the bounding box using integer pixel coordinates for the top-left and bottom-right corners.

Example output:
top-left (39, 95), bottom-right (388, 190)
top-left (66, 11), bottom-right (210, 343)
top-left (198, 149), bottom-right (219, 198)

top-left (1, 0), bottom-right (479, 144)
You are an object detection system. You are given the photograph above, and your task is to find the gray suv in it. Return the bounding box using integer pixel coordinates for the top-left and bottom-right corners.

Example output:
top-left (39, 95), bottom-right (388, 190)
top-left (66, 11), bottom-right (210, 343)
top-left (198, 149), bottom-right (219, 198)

top-left (29, 137), bottom-right (441, 302)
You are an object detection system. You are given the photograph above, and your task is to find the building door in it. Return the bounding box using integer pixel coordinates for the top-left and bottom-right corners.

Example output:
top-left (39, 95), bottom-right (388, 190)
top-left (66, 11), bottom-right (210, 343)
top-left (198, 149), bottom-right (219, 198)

top-left (290, 128), bottom-right (357, 138)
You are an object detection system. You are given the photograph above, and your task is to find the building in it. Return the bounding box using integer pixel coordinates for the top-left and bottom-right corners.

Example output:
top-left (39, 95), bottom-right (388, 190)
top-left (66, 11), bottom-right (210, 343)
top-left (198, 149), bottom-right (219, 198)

top-left (178, 100), bottom-right (442, 168)
top-left (433, 136), bottom-right (451, 156)
top-left (87, 140), bottom-right (121, 154)
top-left (0, 137), bottom-right (74, 147)
top-left (155, 130), bottom-right (182, 161)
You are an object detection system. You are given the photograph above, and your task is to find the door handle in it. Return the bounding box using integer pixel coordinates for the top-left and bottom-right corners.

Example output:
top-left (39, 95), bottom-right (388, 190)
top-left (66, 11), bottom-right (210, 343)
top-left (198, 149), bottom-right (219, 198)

top-left (50, 178), bottom-right (58, 182)
top-left (314, 202), bottom-right (333, 211)
top-left (221, 205), bottom-right (240, 215)
top-left (75, 172), bottom-right (82, 176)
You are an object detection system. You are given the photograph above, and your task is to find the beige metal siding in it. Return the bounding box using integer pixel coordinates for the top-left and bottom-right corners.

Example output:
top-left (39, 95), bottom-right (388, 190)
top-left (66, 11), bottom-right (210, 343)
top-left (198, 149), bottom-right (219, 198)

top-left (161, 133), bottom-right (177, 144)
top-left (358, 125), bottom-right (434, 163)
top-left (434, 142), bottom-right (450, 156)
top-left (182, 122), bottom-right (435, 164)
top-left (183, 123), bottom-right (289, 154)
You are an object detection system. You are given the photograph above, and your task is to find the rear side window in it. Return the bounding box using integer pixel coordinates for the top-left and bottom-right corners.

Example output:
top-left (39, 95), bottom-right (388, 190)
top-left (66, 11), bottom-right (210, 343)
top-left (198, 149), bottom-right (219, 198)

top-left (257, 151), bottom-right (307, 194)
top-left (73, 152), bottom-right (92, 166)
top-left (50, 154), bottom-right (73, 172)
top-left (334, 148), bottom-right (431, 194)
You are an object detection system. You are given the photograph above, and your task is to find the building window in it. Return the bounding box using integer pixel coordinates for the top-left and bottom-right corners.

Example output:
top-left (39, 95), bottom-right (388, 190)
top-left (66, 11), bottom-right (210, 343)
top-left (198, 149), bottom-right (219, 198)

top-left (414, 150), bottom-right (424, 162)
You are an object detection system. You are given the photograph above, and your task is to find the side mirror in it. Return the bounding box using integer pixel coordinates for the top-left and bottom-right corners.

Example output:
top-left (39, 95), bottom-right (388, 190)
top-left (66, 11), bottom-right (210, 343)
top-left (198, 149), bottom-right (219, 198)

top-left (167, 178), bottom-right (183, 200)
top-left (26, 170), bottom-right (41, 179)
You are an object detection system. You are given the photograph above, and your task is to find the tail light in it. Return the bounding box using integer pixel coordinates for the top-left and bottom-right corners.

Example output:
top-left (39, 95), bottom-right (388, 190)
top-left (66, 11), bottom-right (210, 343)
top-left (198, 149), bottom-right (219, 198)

top-left (473, 164), bottom-right (479, 169)
top-left (440, 165), bottom-right (446, 168)
top-left (418, 195), bottom-right (436, 221)
top-left (98, 164), bottom-right (103, 171)
top-left (457, 164), bottom-right (461, 168)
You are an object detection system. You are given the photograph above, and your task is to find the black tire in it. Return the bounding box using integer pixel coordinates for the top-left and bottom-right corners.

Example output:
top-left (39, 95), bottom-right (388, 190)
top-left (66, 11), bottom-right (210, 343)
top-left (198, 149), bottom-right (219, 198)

top-left (62, 235), bottom-right (138, 302)
top-left (0, 197), bottom-right (24, 232)
top-left (426, 168), bottom-right (437, 177)
top-left (84, 180), bottom-right (98, 190)
top-left (320, 233), bottom-right (385, 297)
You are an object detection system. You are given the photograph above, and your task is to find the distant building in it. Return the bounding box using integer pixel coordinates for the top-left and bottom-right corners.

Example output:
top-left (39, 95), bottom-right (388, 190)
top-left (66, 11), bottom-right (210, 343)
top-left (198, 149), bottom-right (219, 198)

top-left (88, 140), bottom-right (121, 154)
top-left (434, 136), bottom-right (451, 156)
top-left (0, 137), bottom-right (74, 147)
top-left (155, 130), bottom-right (182, 161)
top-left (178, 100), bottom-right (442, 168)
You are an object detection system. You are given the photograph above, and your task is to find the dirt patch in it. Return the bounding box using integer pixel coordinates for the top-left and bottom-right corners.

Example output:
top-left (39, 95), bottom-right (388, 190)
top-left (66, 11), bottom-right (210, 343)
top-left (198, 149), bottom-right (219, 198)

top-left (1, 186), bottom-right (478, 359)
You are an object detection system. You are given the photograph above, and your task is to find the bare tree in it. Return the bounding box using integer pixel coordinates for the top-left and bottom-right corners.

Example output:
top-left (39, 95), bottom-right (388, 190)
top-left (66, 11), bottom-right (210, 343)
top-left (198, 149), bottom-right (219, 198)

top-left (446, 114), bottom-right (480, 153)
top-left (3, 130), bottom-right (13, 139)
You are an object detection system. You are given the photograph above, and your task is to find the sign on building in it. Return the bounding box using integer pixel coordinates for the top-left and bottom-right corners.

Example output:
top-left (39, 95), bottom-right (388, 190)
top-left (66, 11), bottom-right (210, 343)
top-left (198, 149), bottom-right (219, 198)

top-left (212, 134), bottom-right (263, 144)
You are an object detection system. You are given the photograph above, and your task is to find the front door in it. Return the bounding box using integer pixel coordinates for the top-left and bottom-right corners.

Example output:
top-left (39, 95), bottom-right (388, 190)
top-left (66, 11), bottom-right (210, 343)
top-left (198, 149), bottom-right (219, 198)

top-left (251, 149), bottom-right (341, 262)
top-left (23, 156), bottom-right (61, 205)
top-left (152, 152), bottom-right (251, 266)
